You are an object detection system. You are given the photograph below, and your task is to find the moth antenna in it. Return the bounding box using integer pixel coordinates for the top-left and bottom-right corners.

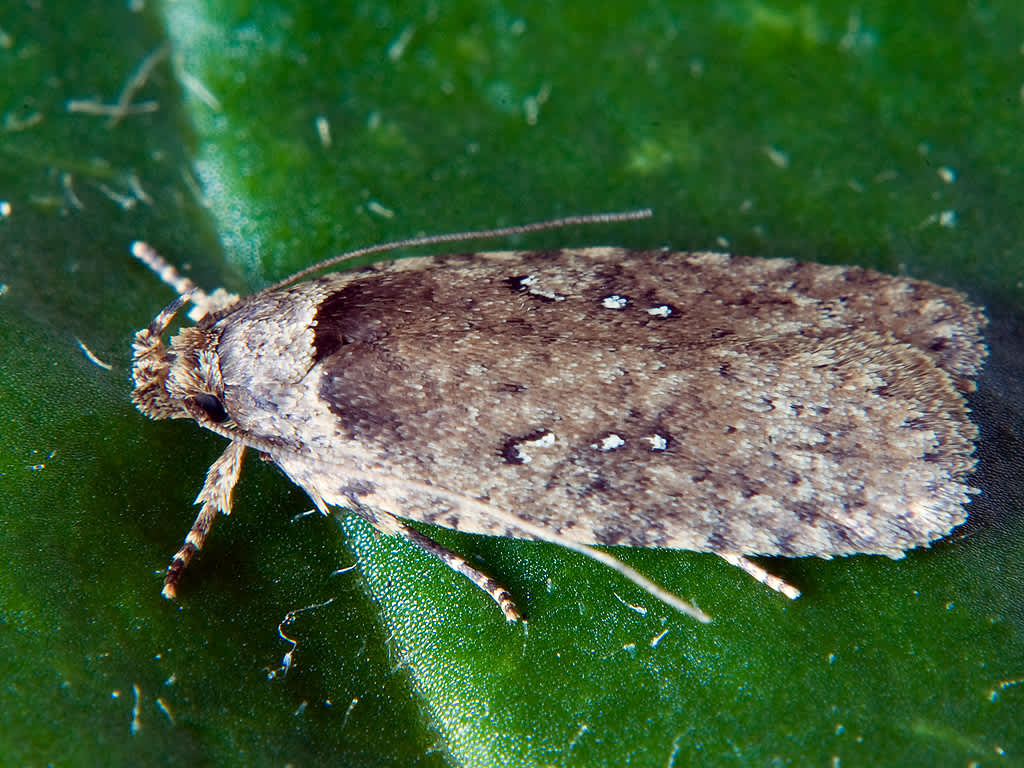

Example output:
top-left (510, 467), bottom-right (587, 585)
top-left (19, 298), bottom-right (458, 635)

top-left (136, 293), bottom-right (192, 345)
top-left (267, 208), bottom-right (654, 291)
top-left (132, 241), bottom-right (241, 321)
top-left (570, 544), bottom-right (712, 623)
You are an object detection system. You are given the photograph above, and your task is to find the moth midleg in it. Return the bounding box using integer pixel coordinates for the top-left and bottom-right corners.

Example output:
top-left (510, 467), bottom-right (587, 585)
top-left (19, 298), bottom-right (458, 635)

top-left (717, 552), bottom-right (801, 600)
top-left (162, 441), bottom-right (246, 599)
top-left (393, 520), bottom-right (523, 622)
top-left (345, 499), bottom-right (521, 621)
top-left (340, 479), bottom-right (713, 622)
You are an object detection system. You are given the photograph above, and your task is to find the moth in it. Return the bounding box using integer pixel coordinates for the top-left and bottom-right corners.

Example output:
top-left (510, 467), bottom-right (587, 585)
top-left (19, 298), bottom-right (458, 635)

top-left (131, 211), bottom-right (987, 623)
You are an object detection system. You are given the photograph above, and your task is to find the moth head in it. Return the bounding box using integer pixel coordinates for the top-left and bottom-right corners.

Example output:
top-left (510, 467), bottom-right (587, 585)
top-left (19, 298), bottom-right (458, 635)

top-left (131, 295), bottom-right (233, 429)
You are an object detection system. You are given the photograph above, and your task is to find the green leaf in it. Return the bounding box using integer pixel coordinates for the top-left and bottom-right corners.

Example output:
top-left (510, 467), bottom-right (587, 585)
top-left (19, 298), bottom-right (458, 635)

top-left (2, 1), bottom-right (1022, 766)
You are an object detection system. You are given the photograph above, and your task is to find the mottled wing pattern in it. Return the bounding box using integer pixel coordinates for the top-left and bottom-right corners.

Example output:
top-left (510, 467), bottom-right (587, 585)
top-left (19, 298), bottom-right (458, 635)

top-left (218, 248), bottom-right (986, 560)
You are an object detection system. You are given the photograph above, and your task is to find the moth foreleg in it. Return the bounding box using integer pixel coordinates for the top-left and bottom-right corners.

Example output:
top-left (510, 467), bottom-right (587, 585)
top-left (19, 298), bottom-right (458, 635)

top-left (717, 552), bottom-right (801, 600)
top-left (131, 241), bottom-right (240, 321)
top-left (162, 441), bottom-right (246, 599)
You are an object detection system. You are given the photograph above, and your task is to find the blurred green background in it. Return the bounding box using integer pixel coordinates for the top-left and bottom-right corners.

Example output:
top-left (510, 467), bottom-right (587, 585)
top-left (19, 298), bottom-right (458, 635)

top-left (2, 1), bottom-right (1022, 766)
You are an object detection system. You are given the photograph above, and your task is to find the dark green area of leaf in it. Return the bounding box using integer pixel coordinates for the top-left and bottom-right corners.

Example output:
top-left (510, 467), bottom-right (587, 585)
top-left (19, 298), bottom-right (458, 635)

top-left (2, 1), bottom-right (1022, 766)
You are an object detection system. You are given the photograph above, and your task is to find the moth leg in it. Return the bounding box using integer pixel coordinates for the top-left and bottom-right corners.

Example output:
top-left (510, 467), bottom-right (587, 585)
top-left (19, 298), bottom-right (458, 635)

top-left (162, 441), bottom-right (246, 599)
top-left (345, 500), bottom-right (521, 622)
top-left (718, 552), bottom-right (801, 600)
top-left (394, 520), bottom-right (523, 622)
top-left (131, 241), bottom-right (240, 321)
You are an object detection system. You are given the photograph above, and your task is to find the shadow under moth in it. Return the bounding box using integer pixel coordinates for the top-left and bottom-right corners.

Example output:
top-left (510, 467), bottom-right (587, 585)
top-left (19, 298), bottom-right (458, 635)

top-left (131, 211), bottom-right (987, 623)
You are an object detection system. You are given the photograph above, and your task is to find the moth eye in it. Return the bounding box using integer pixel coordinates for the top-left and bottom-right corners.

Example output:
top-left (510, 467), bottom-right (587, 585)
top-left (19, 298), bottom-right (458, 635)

top-left (191, 393), bottom-right (229, 423)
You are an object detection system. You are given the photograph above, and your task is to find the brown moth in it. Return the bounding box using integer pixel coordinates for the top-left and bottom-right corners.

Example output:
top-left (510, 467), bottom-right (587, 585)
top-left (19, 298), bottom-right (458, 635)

top-left (131, 211), bottom-right (987, 623)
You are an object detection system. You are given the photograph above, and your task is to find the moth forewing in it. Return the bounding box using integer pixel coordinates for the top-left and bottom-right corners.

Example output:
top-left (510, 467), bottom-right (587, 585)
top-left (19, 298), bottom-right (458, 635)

top-left (131, 218), bottom-right (986, 625)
